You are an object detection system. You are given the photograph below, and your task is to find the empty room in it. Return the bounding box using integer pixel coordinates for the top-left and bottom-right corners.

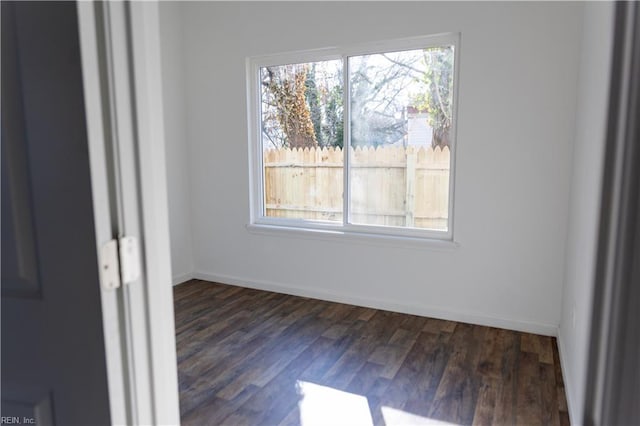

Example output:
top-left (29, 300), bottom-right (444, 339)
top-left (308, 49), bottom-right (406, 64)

top-left (2, 1), bottom-right (638, 425)
top-left (159, 1), bottom-right (635, 425)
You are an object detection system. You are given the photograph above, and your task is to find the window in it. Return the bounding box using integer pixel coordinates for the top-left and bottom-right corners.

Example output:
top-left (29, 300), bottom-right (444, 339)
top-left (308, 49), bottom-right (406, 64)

top-left (248, 34), bottom-right (459, 241)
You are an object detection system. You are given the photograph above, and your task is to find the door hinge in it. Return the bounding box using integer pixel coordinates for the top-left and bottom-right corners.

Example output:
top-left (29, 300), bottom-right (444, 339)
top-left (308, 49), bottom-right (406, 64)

top-left (119, 236), bottom-right (141, 285)
top-left (100, 236), bottom-right (141, 290)
top-left (100, 240), bottom-right (121, 290)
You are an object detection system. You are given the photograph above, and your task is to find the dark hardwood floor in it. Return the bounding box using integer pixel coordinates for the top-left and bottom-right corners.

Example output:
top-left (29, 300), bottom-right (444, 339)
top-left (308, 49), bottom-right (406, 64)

top-left (174, 280), bottom-right (569, 426)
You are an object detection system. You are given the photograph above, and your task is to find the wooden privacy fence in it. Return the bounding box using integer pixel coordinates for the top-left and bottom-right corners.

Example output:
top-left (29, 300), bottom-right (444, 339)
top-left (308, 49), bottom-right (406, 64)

top-left (263, 145), bottom-right (450, 230)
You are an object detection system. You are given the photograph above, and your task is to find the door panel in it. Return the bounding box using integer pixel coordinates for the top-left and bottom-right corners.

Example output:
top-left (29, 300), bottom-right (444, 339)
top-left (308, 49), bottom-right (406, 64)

top-left (2, 385), bottom-right (54, 426)
top-left (1, 1), bottom-right (39, 297)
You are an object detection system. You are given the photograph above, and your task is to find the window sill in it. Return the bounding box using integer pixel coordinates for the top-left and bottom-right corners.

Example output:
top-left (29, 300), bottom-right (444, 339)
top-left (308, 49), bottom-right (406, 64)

top-left (246, 223), bottom-right (460, 251)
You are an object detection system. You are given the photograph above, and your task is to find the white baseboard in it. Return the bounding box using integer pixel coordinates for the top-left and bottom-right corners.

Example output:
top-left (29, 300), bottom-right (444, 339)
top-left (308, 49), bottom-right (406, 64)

top-left (172, 271), bottom-right (194, 286)
top-left (556, 330), bottom-right (577, 425)
top-left (193, 271), bottom-right (559, 336)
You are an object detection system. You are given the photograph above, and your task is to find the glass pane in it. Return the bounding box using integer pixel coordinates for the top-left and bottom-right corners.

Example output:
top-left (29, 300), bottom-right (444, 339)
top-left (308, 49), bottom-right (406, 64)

top-left (348, 46), bottom-right (454, 231)
top-left (260, 60), bottom-right (344, 222)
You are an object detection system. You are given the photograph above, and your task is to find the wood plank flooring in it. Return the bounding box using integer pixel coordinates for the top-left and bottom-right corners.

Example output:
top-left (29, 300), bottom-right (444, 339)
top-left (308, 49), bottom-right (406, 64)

top-left (175, 280), bottom-right (570, 426)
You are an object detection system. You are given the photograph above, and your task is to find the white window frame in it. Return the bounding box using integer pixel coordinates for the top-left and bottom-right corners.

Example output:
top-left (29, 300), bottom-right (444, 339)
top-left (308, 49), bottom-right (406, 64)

top-left (247, 33), bottom-right (460, 245)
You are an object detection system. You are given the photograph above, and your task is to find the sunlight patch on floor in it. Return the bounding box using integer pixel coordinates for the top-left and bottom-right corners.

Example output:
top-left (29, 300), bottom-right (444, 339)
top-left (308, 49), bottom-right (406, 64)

top-left (295, 380), bottom-right (461, 426)
top-left (381, 406), bottom-right (461, 425)
top-left (296, 380), bottom-right (373, 426)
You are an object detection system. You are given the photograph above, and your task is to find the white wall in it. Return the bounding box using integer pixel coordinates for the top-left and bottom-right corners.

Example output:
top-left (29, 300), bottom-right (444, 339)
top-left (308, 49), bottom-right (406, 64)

top-left (159, 2), bottom-right (194, 284)
top-left (558, 2), bottom-right (614, 424)
top-left (179, 2), bottom-right (584, 334)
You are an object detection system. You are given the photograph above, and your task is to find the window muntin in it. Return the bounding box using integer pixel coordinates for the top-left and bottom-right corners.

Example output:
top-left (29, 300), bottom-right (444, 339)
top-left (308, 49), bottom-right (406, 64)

top-left (250, 35), bottom-right (458, 240)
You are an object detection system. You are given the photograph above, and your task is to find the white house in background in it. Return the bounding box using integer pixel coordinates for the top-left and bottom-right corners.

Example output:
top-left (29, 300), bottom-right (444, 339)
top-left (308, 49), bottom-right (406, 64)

top-left (406, 106), bottom-right (433, 146)
top-left (390, 106), bottom-right (433, 147)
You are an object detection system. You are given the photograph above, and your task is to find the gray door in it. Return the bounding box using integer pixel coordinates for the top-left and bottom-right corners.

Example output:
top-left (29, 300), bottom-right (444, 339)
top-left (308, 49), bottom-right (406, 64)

top-left (1, 2), bottom-right (111, 424)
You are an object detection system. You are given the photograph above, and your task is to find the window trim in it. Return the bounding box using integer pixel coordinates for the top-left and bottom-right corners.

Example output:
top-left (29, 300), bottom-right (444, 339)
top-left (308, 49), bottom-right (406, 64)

top-left (247, 33), bottom-right (461, 243)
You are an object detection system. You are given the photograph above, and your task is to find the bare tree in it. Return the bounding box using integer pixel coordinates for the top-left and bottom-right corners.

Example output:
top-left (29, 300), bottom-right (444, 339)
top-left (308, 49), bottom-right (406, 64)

top-left (351, 47), bottom-right (454, 148)
top-left (259, 47), bottom-right (454, 150)
top-left (261, 65), bottom-right (317, 149)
